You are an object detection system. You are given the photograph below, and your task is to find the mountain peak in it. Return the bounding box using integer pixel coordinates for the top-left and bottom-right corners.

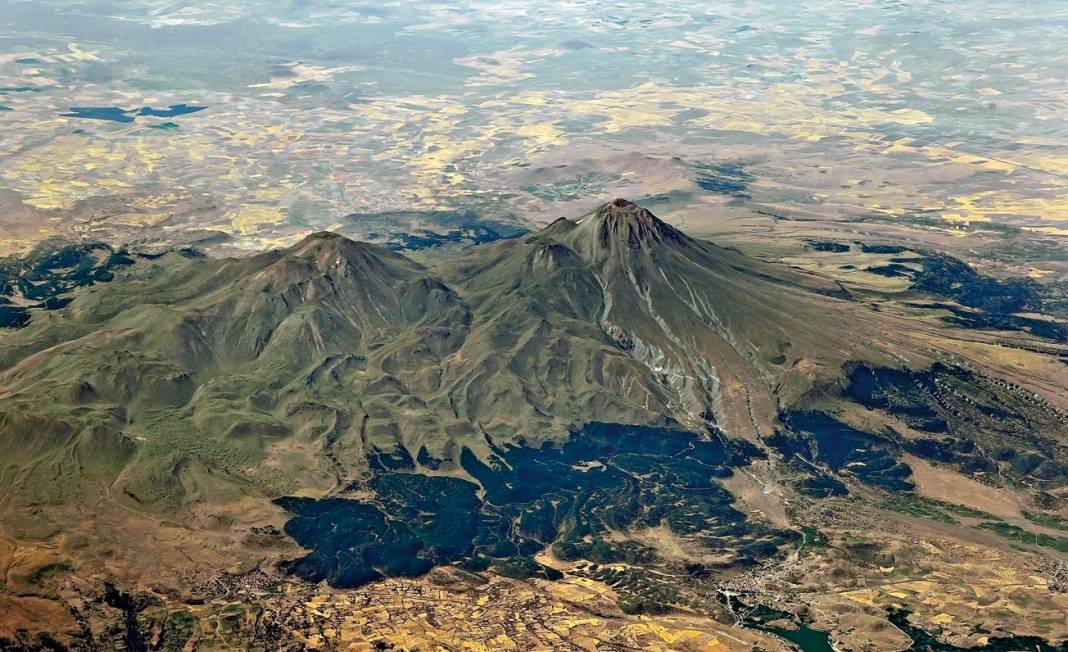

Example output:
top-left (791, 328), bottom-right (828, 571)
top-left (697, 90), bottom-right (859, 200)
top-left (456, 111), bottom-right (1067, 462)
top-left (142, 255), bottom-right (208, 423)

top-left (607, 197), bottom-right (638, 209)
top-left (286, 231), bottom-right (411, 269)
top-left (242, 231), bottom-right (426, 291)
top-left (567, 199), bottom-right (687, 257)
top-left (542, 216), bottom-right (578, 237)
top-left (593, 199), bottom-right (682, 244)
top-left (292, 230), bottom-right (369, 251)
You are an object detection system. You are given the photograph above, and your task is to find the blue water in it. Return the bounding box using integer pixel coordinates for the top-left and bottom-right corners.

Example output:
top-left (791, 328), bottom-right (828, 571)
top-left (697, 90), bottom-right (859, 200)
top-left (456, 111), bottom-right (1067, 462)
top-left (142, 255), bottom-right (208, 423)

top-left (60, 104), bottom-right (206, 123)
top-left (61, 107), bottom-right (136, 122)
top-left (746, 606), bottom-right (834, 652)
top-left (757, 623), bottom-right (834, 652)
top-left (136, 103), bottom-right (207, 117)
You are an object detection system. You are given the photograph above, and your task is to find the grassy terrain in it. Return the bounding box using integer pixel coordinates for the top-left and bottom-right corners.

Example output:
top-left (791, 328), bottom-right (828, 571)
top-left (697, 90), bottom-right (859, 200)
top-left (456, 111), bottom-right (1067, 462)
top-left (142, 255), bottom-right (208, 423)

top-left (1023, 511), bottom-right (1068, 532)
top-left (978, 522), bottom-right (1068, 553)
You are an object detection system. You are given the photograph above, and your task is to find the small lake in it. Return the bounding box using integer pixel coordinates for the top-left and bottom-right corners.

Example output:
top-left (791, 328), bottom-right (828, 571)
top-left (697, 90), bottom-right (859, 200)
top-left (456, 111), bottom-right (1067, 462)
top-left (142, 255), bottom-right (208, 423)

top-left (756, 622), bottom-right (834, 652)
top-left (136, 103), bottom-right (206, 117)
top-left (61, 106), bottom-right (135, 122)
top-left (745, 606), bottom-right (834, 652)
top-left (60, 103), bottom-right (206, 123)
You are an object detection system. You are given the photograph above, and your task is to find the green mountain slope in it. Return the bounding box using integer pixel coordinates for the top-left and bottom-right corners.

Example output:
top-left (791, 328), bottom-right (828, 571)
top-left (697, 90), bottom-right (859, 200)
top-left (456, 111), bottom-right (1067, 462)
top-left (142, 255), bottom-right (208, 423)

top-left (0, 200), bottom-right (1064, 587)
top-left (444, 199), bottom-right (910, 439)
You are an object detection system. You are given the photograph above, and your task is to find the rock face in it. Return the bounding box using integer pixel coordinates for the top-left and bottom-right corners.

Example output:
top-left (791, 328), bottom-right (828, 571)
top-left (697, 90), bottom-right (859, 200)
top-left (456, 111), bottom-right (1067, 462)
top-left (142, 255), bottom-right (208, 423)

top-left (575, 197), bottom-right (688, 254)
top-left (545, 198), bottom-right (901, 434)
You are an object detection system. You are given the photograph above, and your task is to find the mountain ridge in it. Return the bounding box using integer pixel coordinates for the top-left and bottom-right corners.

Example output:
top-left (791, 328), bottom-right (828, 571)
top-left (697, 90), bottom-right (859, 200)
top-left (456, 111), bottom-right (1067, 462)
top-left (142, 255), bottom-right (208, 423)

top-left (2, 200), bottom-right (1067, 650)
top-left (1, 200), bottom-right (1065, 606)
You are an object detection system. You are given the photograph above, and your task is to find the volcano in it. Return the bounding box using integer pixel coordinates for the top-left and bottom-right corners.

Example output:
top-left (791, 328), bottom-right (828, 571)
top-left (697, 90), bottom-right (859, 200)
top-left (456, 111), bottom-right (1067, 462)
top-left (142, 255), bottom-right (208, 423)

top-left (1, 200), bottom-right (1066, 650)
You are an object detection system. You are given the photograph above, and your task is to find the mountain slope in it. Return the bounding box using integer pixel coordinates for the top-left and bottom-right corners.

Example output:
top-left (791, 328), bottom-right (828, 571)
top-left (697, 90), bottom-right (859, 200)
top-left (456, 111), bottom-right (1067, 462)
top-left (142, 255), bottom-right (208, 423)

top-left (444, 199), bottom-right (913, 439)
top-left (3, 201), bottom-right (1054, 522)
top-left (0, 232), bottom-right (470, 517)
top-left (0, 201), bottom-right (1065, 637)
top-left (2, 200), bottom-right (1067, 650)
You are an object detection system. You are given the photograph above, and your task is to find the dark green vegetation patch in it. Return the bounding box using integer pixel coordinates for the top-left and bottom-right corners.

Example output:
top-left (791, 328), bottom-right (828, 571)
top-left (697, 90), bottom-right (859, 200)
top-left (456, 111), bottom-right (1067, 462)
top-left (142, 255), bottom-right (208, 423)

top-left (0, 240), bottom-right (199, 329)
top-left (877, 249), bottom-right (1065, 342)
top-left (912, 253), bottom-right (1045, 315)
top-left (275, 423), bottom-right (794, 588)
top-left (347, 209), bottom-right (528, 251)
top-left (885, 607), bottom-right (1068, 652)
top-left (769, 362), bottom-right (1068, 500)
top-left (977, 521), bottom-right (1068, 554)
top-left (878, 493), bottom-right (1001, 526)
top-left (1023, 510), bottom-right (1068, 532)
top-left (845, 364), bottom-right (1068, 488)
top-left (772, 411), bottom-right (914, 491)
top-left (693, 161), bottom-right (755, 198)
top-left (0, 241), bottom-right (134, 328)
top-left (807, 240), bottom-right (851, 253)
